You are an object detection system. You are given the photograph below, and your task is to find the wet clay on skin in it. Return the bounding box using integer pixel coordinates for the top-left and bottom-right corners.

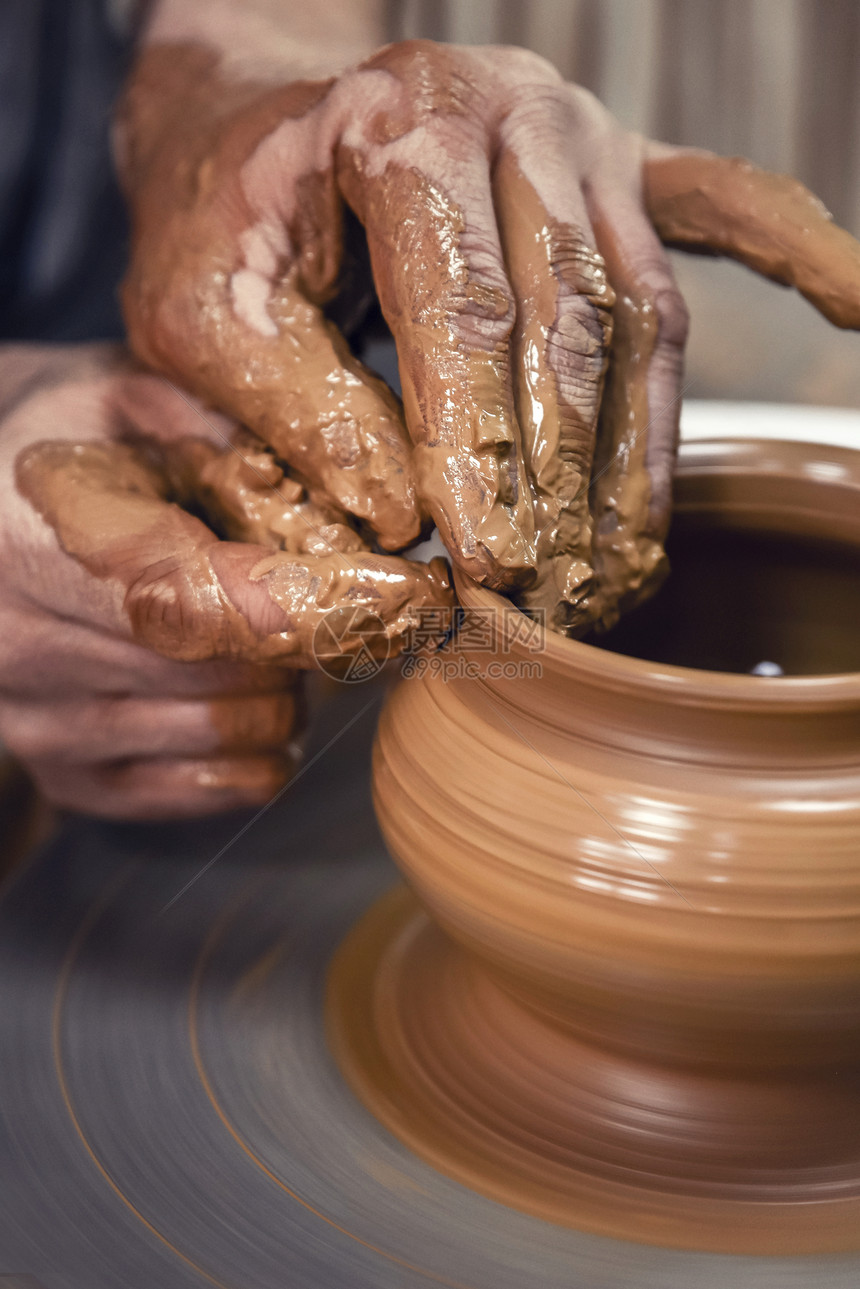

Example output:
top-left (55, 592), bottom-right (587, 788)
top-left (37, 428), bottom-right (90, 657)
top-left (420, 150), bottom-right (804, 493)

top-left (492, 153), bottom-right (613, 631)
top-left (130, 45), bottom-right (860, 635)
top-left (337, 44), bottom-right (545, 589)
top-left (585, 211), bottom-right (668, 632)
top-left (572, 149), bottom-right (860, 635)
top-left (121, 42), bottom-right (546, 593)
top-left (644, 152), bottom-right (860, 329)
top-left (119, 41), bottom-right (860, 636)
top-left (162, 428), bottom-right (366, 556)
top-left (340, 159), bottom-right (538, 588)
top-left (351, 48), bottom-right (860, 632)
top-left (120, 47), bottom-right (423, 554)
top-left (328, 440), bottom-right (860, 1254)
top-left (571, 152), bottom-right (860, 635)
top-left (15, 439), bottom-right (451, 666)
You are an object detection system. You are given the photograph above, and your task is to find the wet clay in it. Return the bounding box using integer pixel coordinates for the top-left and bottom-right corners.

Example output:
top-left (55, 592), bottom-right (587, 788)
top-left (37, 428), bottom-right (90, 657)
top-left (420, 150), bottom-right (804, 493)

top-left (579, 150), bottom-right (860, 635)
top-left (327, 439), bottom-right (860, 1254)
top-left (339, 157), bottom-right (537, 589)
top-left (492, 153), bottom-right (613, 632)
top-left (644, 151), bottom-right (860, 330)
top-left (120, 46), bottom-right (423, 553)
top-left (585, 210), bottom-right (668, 632)
top-left (119, 42), bottom-right (860, 636)
top-left (161, 428), bottom-right (366, 555)
top-left (15, 438), bottom-right (451, 665)
top-left (567, 148), bottom-right (860, 634)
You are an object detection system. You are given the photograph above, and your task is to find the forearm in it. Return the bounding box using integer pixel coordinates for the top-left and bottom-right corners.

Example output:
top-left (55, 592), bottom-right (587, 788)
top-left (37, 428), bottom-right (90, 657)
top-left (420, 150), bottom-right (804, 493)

top-left (141, 0), bottom-right (388, 80)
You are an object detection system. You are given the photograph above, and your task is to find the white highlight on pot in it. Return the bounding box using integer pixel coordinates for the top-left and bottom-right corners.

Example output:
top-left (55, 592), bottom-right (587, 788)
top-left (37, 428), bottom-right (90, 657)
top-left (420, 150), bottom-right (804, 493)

top-left (751, 660), bottom-right (784, 677)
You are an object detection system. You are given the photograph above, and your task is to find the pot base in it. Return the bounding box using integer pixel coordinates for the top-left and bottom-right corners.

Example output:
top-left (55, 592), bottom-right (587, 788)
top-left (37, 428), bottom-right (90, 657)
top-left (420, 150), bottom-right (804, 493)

top-left (327, 885), bottom-right (860, 1255)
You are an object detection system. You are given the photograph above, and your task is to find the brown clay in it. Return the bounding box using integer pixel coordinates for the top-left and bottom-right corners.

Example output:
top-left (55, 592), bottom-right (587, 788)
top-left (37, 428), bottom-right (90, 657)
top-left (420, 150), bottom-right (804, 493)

top-left (492, 152), bottom-right (613, 630)
top-left (341, 157), bottom-right (537, 589)
top-left (15, 438), bottom-right (451, 665)
top-left (584, 208), bottom-right (667, 634)
top-left (160, 428), bottom-right (366, 555)
top-left (119, 46), bottom-right (423, 553)
top-left (119, 42), bottom-right (860, 633)
top-left (327, 437), bottom-right (860, 1254)
top-left (644, 151), bottom-right (860, 330)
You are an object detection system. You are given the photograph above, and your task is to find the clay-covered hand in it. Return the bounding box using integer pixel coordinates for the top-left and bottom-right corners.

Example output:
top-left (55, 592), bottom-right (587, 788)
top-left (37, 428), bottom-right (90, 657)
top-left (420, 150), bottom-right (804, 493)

top-left (0, 345), bottom-right (450, 818)
top-left (118, 37), bottom-right (860, 632)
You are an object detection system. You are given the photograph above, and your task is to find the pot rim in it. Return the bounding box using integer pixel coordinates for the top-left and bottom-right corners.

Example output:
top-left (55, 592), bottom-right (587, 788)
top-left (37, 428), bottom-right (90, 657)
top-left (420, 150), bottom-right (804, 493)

top-left (454, 436), bottom-right (860, 715)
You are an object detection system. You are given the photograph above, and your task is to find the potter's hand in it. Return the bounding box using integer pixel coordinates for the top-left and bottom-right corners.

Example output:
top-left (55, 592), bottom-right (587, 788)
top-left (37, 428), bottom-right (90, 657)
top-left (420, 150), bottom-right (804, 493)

top-left (117, 35), bottom-right (625, 607)
top-left (118, 15), bottom-right (860, 630)
top-left (0, 345), bottom-right (449, 819)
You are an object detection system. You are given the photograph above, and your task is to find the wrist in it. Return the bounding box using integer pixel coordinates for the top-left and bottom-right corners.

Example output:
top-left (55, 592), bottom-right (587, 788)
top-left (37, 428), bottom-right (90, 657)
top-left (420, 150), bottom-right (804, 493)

top-left (141, 0), bottom-right (386, 82)
top-left (114, 43), bottom-right (226, 196)
top-left (117, 0), bottom-right (390, 197)
top-left (115, 31), bottom-right (355, 200)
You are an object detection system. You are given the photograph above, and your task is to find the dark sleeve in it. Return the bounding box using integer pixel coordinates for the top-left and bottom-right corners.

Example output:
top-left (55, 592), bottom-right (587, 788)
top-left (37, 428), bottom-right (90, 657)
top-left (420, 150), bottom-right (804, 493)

top-left (0, 0), bottom-right (139, 342)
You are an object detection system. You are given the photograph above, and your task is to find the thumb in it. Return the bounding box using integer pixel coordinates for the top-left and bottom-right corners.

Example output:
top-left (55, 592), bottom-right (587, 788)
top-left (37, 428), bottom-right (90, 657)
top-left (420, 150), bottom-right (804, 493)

top-left (15, 439), bottom-right (452, 665)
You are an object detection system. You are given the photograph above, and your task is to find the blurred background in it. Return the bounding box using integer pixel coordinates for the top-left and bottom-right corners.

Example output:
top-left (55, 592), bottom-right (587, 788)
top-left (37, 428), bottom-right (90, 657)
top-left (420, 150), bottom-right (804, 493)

top-left (391, 0), bottom-right (860, 407)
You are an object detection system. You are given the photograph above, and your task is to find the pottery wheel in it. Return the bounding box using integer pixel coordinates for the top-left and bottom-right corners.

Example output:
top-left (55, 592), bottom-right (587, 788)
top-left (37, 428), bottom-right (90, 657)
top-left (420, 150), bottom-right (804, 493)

top-left (0, 688), bottom-right (857, 1288)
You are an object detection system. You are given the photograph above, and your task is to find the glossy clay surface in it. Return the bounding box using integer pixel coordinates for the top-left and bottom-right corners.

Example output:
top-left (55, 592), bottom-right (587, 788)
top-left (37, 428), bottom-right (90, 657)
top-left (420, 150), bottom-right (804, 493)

top-left (327, 438), bottom-right (860, 1254)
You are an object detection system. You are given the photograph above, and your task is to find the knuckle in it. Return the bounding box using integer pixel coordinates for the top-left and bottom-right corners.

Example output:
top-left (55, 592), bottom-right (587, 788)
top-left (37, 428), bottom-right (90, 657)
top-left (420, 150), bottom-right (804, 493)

top-left (0, 705), bottom-right (63, 763)
top-left (356, 40), bottom-right (491, 137)
top-left (373, 38), bottom-right (441, 72)
top-left (124, 559), bottom-right (213, 663)
top-left (502, 81), bottom-right (608, 144)
top-left (630, 260), bottom-right (690, 349)
top-left (653, 284), bottom-right (690, 349)
top-left (566, 83), bottom-right (612, 126)
top-left (362, 40), bottom-right (487, 118)
top-left (430, 230), bottom-right (515, 349)
top-left (544, 288), bottom-right (614, 430)
top-left (553, 288), bottom-right (612, 359)
top-left (549, 233), bottom-right (615, 312)
top-left (504, 82), bottom-right (573, 128)
top-left (445, 281), bottom-right (515, 349)
top-left (548, 307), bottom-right (611, 412)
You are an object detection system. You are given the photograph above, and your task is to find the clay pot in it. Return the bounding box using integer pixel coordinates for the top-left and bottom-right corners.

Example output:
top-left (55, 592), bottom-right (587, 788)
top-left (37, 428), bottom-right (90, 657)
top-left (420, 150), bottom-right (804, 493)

top-left (327, 438), bottom-right (860, 1254)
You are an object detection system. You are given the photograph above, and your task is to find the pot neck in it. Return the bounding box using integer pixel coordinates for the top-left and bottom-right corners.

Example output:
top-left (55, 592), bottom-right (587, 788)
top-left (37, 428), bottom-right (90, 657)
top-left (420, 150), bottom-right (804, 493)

top-left (453, 576), bottom-right (860, 771)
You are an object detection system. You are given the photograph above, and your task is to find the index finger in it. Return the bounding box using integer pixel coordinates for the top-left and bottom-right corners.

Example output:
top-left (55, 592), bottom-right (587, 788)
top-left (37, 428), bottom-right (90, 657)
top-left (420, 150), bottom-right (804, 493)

top-left (337, 131), bottom-right (536, 591)
top-left (643, 146), bottom-right (860, 329)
